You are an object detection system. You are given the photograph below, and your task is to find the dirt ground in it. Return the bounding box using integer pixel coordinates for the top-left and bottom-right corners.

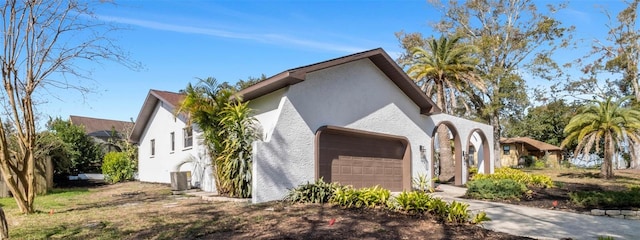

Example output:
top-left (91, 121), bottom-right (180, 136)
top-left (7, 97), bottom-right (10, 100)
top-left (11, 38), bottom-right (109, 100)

top-left (9, 182), bottom-right (532, 239)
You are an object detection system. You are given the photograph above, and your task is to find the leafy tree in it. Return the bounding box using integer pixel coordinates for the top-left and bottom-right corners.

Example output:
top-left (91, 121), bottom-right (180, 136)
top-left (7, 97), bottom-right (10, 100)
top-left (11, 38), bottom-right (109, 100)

top-left (48, 118), bottom-right (104, 175)
top-left (35, 131), bottom-right (73, 180)
top-left (417, 0), bottom-right (574, 168)
top-left (0, 0), bottom-right (137, 214)
top-left (102, 152), bottom-right (135, 184)
top-left (405, 35), bottom-right (484, 181)
top-left (575, 0), bottom-right (640, 169)
top-left (505, 99), bottom-right (576, 147)
top-left (561, 96), bottom-right (640, 179)
top-left (178, 77), bottom-right (258, 198)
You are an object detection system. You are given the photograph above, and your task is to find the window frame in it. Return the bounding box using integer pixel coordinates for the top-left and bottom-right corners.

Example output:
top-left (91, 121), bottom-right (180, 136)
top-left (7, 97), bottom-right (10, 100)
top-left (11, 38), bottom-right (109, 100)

top-left (502, 145), bottom-right (510, 155)
top-left (183, 127), bottom-right (193, 149)
top-left (170, 132), bottom-right (175, 152)
top-left (150, 139), bottom-right (156, 157)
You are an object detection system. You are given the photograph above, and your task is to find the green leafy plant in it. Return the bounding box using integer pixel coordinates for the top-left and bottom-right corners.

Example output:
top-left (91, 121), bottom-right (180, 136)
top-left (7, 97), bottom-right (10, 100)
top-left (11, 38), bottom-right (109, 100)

top-left (102, 152), bottom-right (136, 183)
top-left (285, 178), bottom-right (339, 204)
top-left (357, 186), bottom-right (391, 208)
top-left (446, 201), bottom-right (470, 223)
top-left (412, 173), bottom-right (431, 192)
top-left (331, 185), bottom-right (390, 208)
top-left (466, 178), bottom-right (528, 200)
top-left (178, 78), bottom-right (258, 198)
top-left (569, 187), bottom-right (640, 209)
top-left (471, 211), bottom-right (491, 224)
top-left (426, 197), bottom-right (449, 217)
top-left (532, 159), bottom-right (546, 169)
top-left (468, 166), bottom-right (478, 179)
top-left (392, 191), bottom-right (432, 213)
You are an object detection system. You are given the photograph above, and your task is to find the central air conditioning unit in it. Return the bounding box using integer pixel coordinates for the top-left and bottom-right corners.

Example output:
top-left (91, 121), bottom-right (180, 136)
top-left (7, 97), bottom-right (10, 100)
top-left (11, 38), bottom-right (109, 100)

top-left (170, 171), bottom-right (190, 191)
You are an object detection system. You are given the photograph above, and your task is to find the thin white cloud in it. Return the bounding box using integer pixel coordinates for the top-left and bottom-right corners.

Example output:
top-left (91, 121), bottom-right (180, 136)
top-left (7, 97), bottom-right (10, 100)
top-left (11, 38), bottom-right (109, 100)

top-left (98, 15), bottom-right (368, 54)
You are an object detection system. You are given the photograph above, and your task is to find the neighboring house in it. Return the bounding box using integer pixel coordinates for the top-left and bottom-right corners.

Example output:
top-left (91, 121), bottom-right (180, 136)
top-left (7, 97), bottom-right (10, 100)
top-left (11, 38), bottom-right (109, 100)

top-left (132, 48), bottom-right (496, 203)
top-left (70, 115), bottom-right (134, 152)
top-left (500, 137), bottom-right (563, 167)
top-left (130, 90), bottom-right (215, 192)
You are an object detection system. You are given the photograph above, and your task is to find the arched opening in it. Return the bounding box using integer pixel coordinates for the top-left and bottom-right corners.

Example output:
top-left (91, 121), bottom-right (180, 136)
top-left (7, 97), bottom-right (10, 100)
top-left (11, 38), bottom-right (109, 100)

top-left (431, 122), bottom-right (463, 185)
top-left (467, 129), bottom-right (491, 176)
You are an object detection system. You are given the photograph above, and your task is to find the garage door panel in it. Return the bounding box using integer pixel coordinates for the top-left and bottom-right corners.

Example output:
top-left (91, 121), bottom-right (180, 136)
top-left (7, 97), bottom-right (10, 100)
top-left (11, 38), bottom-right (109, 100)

top-left (318, 130), bottom-right (408, 191)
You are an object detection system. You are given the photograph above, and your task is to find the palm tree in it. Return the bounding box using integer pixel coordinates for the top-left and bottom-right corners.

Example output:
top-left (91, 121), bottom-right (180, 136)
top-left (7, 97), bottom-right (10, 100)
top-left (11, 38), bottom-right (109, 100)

top-left (407, 36), bottom-right (485, 115)
top-left (407, 35), bottom-right (484, 182)
top-left (177, 77), bottom-right (257, 197)
top-left (561, 96), bottom-right (640, 179)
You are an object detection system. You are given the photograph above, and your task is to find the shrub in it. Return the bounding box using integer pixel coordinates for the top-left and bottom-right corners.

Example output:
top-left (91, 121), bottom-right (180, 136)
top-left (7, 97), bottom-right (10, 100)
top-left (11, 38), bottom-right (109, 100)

top-left (532, 159), bottom-right (546, 169)
top-left (285, 178), bottom-right (339, 204)
top-left (466, 178), bottom-right (528, 200)
top-left (447, 201), bottom-right (470, 223)
top-left (102, 152), bottom-right (136, 183)
top-left (468, 166), bottom-right (478, 179)
top-left (472, 167), bottom-right (554, 188)
top-left (569, 187), bottom-right (640, 209)
top-left (471, 211), bottom-right (491, 224)
top-left (412, 173), bottom-right (431, 192)
top-left (392, 191), bottom-right (433, 213)
top-left (389, 191), bottom-right (488, 224)
top-left (331, 185), bottom-right (390, 208)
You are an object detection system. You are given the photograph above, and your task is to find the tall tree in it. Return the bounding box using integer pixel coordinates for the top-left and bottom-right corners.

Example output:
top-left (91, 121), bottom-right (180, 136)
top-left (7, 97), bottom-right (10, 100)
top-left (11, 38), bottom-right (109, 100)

top-left (579, 0), bottom-right (640, 168)
top-left (406, 35), bottom-right (483, 182)
top-left (505, 99), bottom-right (576, 147)
top-left (422, 0), bottom-right (573, 168)
top-left (178, 77), bottom-right (258, 197)
top-left (48, 118), bottom-right (104, 175)
top-left (561, 96), bottom-right (640, 179)
top-left (0, 0), bottom-right (136, 213)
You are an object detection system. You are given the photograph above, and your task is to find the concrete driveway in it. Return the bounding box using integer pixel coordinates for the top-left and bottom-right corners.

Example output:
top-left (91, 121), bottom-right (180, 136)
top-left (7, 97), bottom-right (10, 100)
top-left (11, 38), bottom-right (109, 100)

top-left (432, 184), bottom-right (640, 240)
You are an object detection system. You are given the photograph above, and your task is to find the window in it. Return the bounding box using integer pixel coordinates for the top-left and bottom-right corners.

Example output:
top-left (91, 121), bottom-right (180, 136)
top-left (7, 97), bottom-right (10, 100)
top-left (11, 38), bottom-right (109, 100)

top-left (503, 145), bottom-right (510, 155)
top-left (183, 127), bottom-right (193, 148)
top-left (170, 132), bottom-right (175, 152)
top-left (150, 139), bottom-right (156, 157)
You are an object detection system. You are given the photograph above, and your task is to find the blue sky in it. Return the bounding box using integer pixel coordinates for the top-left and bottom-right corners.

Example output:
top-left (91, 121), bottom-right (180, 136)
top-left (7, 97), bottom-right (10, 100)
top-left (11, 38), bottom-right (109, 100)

top-left (38, 0), bottom-right (628, 128)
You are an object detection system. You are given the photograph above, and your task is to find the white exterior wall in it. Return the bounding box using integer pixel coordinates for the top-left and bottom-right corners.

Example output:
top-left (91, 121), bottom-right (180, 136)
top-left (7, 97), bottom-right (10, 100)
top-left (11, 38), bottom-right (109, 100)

top-left (137, 101), bottom-right (216, 192)
top-left (250, 59), bottom-right (439, 203)
top-left (429, 114), bottom-right (495, 178)
top-left (248, 59), bottom-right (495, 203)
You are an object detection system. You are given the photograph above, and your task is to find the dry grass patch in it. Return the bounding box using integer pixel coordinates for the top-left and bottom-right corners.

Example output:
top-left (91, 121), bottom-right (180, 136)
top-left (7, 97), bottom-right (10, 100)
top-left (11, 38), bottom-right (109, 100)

top-left (523, 168), bottom-right (640, 191)
top-left (2, 182), bottom-right (530, 239)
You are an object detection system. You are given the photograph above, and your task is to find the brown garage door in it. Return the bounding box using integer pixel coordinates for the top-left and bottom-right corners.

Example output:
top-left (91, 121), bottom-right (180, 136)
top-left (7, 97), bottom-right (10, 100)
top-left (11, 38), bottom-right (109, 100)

top-left (317, 128), bottom-right (409, 191)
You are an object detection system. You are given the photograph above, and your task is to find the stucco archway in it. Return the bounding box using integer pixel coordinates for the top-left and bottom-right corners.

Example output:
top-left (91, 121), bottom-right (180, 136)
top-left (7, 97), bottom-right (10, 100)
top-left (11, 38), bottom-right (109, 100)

top-left (466, 129), bottom-right (491, 176)
top-left (430, 121), bottom-right (463, 185)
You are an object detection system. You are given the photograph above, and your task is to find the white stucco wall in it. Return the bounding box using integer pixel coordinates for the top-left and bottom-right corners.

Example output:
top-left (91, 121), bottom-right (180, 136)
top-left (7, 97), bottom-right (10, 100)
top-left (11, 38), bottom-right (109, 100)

top-left (137, 101), bottom-right (216, 192)
top-left (248, 58), bottom-right (494, 203)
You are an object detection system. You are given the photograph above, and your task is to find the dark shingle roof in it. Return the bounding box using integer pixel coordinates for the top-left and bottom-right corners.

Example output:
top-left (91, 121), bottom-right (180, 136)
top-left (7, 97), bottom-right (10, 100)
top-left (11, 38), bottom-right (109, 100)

top-left (69, 115), bottom-right (134, 137)
top-left (129, 90), bottom-right (185, 143)
top-left (500, 137), bottom-right (562, 151)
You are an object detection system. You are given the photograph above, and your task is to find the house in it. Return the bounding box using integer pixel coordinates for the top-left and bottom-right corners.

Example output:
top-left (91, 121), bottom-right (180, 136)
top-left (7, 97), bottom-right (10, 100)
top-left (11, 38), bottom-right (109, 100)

top-left (240, 48), bottom-right (494, 202)
top-left (70, 115), bottom-right (134, 152)
top-left (500, 137), bottom-right (563, 167)
top-left (130, 90), bottom-right (215, 192)
top-left (132, 48), bottom-right (495, 203)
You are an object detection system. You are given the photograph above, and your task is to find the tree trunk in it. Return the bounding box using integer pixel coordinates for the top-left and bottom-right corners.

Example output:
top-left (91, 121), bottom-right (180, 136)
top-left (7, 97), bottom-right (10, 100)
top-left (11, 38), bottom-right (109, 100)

top-left (492, 112), bottom-right (502, 169)
top-left (0, 207), bottom-right (7, 239)
top-left (632, 143), bottom-right (640, 169)
top-left (437, 124), bottom-right (454, 183)
top-left (434, 81), bottom-right (455, 182)
top-left (602, 134), bottom-right (614, 179)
